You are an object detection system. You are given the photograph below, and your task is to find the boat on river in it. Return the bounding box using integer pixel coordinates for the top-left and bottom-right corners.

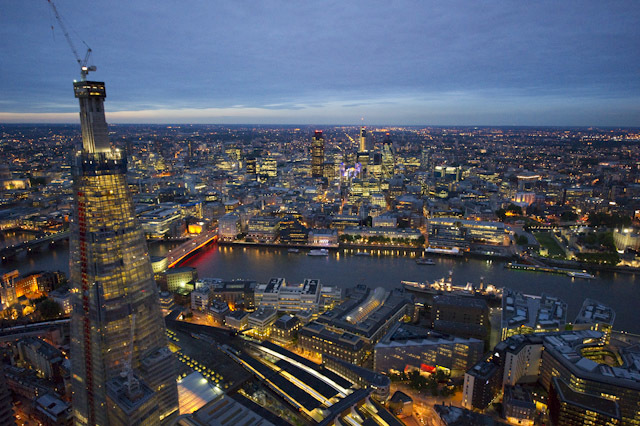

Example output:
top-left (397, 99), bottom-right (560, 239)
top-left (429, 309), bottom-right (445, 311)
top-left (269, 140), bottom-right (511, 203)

top-left (416, 258), bottom-right (435, 265)
top-left (308, 248), bottom-right (329, 256)
top-left (402, 272), bottom-right (502, 304)
top-left (567, 271), bottom-right (596, 279)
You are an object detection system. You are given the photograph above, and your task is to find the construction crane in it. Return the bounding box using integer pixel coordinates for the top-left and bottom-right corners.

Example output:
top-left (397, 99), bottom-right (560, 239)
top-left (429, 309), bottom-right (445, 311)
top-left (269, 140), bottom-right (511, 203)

top-left (47, 0), bottom-right (96, 80)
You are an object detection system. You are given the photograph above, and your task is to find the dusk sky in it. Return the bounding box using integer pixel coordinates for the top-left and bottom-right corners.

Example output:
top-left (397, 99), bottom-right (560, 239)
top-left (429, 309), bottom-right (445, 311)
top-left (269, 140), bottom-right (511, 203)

top-left (1, 1), bottom-right (639, 126)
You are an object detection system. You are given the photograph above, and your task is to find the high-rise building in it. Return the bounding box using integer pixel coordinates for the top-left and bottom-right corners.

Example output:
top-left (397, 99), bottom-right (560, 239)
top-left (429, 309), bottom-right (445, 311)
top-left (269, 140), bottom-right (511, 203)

top-left (359, 126), bottom-right (367, 152)
top-left (382, 133), bottom-right (394, 179)
top-left (311, 130), bottom-right (324, 178)
top-left (69, 79), bottom-right (178, 425)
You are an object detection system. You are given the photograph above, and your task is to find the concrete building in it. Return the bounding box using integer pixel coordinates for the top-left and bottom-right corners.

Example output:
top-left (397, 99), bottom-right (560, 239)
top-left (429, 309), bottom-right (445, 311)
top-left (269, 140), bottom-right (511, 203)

top-left (246, 215), bottom-right (279, 243)
top-left (427, 218), bottom-right (509, 250)
top-left (374, 323), bottom-right (483, 377)
top-left (573, 298), bottom-right (615, 344)
top-left (501, 288), bottom-right (567, 340)
top-left (49, 286), bottom-right (72, 315)
top-left (33, 393), bottom-right (73, 426)
top-left (139, 206), bottom-right (183, 239)
top-left (16, 337), bottom-right (64, 381)
top-left (225, 310), bottom-right (250, 331)
top-left (217, 212), bottom-right (241, 241)
top-left (248, 307), bottom-right (277, 338)
top-left (190, 286), bottom-right (210, 311)
top-left (206, 300), bottom-right (229, 326)
top-left (299, 322), bottom-right (366, 365)
top-left (463, 329), bottom-right (640, 425)
top-left (308, 229), bottom-right (339, 246)
top-left (0, 364), bottom-right (15, 425)
top-left (208, 280), bottom-right (256, 311)
top-left (503, 385), bottom-right (536, 426)
top-left (254, 278), bottom-right (340, 313)
top-left (431, 295), bottom-right (490, 341)
top-left (105, 374), bottom-right (160, 426)
top-left (271, 314), bottom-right (301, 344)
top-left (387, 391), bottom-right (413, 418)
top-left (300, 286), bottom-right (411, 366)
top-left (322, 355), bottom-right (391, 402)
top-left (165, 267), bottom-right (198, 293)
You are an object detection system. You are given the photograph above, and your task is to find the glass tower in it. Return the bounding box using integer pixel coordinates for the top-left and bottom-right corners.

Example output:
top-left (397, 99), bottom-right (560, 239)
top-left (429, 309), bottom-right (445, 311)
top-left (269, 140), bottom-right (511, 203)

top-left (311, 130), bottom-right (324, 178)
top-left (69, 80), bottom-right (178, 425)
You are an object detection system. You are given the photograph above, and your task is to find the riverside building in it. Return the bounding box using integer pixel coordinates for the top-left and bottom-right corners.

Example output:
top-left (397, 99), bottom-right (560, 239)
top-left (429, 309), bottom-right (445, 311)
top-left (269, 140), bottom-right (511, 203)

top-left (254, 278), bottom-right (341, 314)
top-left (501, 288), bottom-right (567, 340)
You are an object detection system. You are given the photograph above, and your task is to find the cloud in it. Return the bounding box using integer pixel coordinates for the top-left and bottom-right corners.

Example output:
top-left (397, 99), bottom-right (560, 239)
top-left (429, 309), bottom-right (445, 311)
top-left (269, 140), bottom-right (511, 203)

top-left (1, 1), bottom-right (639, 125)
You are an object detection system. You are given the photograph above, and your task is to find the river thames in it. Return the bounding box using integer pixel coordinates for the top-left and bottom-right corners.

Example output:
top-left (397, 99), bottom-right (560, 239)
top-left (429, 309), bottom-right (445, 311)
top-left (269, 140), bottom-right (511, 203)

top-left (2, 240), bottom-right (638, 333)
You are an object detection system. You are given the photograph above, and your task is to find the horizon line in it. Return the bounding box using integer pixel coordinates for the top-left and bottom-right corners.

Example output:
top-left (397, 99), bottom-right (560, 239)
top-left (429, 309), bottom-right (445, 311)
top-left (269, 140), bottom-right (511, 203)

top-left (1, 122), bottom-right (639, 130)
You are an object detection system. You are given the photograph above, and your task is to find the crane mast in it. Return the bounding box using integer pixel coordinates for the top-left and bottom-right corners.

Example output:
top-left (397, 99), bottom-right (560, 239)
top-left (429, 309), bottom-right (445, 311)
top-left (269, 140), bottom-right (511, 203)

top-left (47, 0), bottom-right (96, 80)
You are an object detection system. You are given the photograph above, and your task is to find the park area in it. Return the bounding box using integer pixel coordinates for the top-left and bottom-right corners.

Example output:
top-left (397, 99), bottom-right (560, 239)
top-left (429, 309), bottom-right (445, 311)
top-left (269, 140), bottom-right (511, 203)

top-left (533, 232), bottom-right (566, 259)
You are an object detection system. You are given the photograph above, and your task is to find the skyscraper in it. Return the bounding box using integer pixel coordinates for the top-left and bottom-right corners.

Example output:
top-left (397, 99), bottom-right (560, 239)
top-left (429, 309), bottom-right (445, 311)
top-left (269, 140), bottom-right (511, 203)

top-left (382, 133), bottom-right (395, 179)
top-left (311, 130), bottom-right (324, 178)
top-left (69, 80), bottom-right (178, 425)
top-left (357, 126), bottom-right (370, 177)
top-left (359, 126), bottom-right (367, 152)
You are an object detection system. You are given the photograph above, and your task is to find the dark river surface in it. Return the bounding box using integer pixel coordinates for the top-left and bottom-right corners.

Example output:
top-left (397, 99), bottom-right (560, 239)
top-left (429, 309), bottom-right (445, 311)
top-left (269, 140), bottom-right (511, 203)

top-left (2, 239), bottom-right (638, 334)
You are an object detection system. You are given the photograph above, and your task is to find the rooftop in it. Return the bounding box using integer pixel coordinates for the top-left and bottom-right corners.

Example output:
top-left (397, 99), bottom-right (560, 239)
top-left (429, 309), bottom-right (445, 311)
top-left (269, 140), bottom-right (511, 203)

top-left (502, 288), bottom-right (567, 330)
top-left (377, 323), bottom-right (483, 348)
top-left (574, 298), bottom-right (615, 326)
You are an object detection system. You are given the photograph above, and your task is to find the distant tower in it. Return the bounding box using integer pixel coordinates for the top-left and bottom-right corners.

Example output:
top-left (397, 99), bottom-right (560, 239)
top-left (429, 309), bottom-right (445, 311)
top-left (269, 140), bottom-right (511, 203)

top-left (382, 133), bottom-right (395, 179)
top-left (70, 80), bottom-right (178, 425)
top-left (311, 130), bottom-right (325, 178)
top-left (359, 126), bottom-right (367, 152)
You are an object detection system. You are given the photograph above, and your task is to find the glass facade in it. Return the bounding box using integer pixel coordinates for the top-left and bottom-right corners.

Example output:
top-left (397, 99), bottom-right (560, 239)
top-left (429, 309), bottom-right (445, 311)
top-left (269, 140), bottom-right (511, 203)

top-left (69, 81), bottom-right (178, 425)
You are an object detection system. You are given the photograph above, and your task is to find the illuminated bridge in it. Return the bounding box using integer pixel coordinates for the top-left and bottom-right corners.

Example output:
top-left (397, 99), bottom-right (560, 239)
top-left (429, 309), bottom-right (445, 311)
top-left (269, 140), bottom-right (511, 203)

top-left (0, 230), bottom-right (70, 261)
top-left (166, 227), bottom-right (218, 268)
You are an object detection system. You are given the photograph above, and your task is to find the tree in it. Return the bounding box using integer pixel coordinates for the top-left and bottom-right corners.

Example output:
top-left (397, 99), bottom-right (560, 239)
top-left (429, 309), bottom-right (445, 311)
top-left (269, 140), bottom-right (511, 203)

top-left (516, 234), bottom-right (529, 246)
top-left (38, 299), bottom-right (62, 320)
top-left (560, 211), bottom-right (578, 222)
top-left (587, 212), bottom-right (632, 228)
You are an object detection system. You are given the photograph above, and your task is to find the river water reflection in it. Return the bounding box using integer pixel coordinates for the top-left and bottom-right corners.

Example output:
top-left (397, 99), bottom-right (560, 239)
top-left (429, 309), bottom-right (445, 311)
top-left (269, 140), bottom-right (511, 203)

top-left (1, 241), bottom-right (637, 333)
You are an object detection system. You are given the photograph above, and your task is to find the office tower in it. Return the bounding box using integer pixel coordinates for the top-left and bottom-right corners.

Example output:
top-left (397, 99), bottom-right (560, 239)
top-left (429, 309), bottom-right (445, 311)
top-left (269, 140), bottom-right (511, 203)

top-left (245, 154), bottom-right (257, 177)
top-left (382, 133), bottom-right (394, 178)
top-left (359, 126), bottom-right (367, 152)
top-left (311, 130), bottom-right (324, 178)
top-left (69, 80), bottom-right (178, 425)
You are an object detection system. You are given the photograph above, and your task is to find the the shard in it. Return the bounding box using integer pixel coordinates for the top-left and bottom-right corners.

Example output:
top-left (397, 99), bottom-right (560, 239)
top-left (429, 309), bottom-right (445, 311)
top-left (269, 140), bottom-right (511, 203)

top-left (69, 79), bottom-right (178, 425)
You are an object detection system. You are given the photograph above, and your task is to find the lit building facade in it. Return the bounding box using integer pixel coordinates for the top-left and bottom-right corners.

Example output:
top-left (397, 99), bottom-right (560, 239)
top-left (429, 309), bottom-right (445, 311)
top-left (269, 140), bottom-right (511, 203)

top-left (311, 130), bottom-right (324, 178)
top-left (373, 324), bottom-right (484, 377)
top-left (69, 79), bottom-right (177, 425)
top-left (463, 330), bottom-right (640, 425)
top-left (254, 278), bottom-right (340, 313)
top-left (427, 218), bottom-right (509, 250)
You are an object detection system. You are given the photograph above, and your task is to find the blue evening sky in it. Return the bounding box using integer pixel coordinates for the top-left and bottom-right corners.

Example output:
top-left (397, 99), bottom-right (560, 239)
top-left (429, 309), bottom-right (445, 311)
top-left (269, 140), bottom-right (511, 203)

top-left (1, 1), bottom-right (639, 126)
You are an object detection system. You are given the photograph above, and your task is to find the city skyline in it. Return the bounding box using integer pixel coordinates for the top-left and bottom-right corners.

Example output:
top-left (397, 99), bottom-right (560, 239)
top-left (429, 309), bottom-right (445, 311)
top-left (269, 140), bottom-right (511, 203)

top-left (1, 1), bottom-right (639, 126)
